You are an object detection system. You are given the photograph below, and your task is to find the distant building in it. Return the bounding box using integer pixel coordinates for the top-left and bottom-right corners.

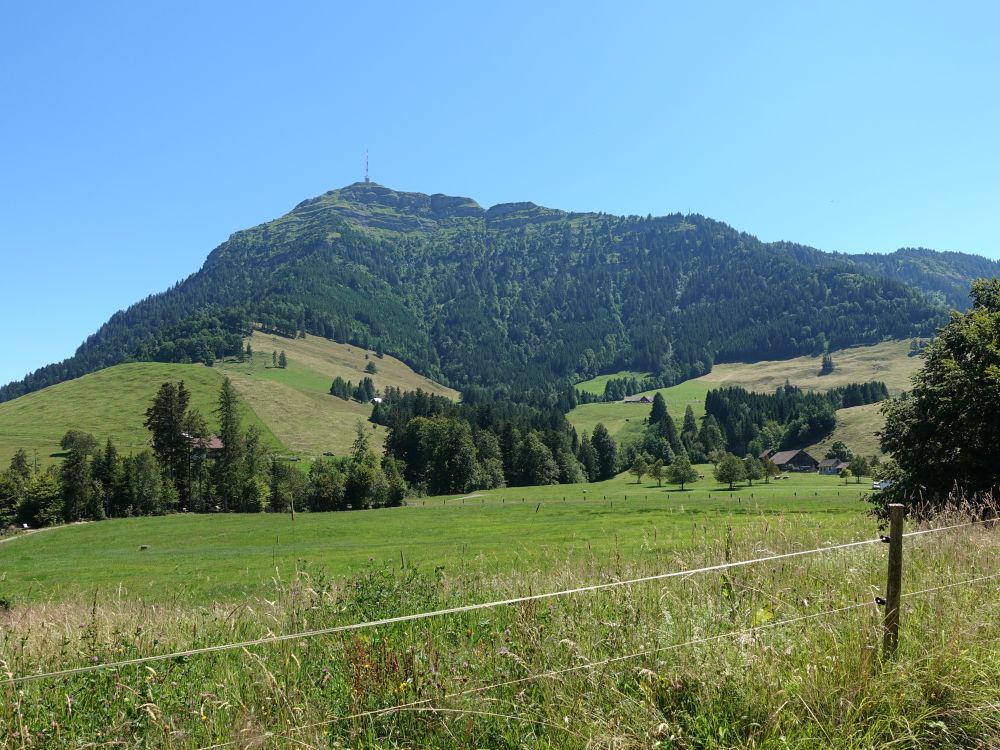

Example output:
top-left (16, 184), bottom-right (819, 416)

top-left (371, 397), bottom-right (383, 405)
top-left (185, 433), bottom-right (224, 460)
top-left (768, 449), bottom-right (819, 472)
top-left (623, 394), bottom-right (652, 404)
top-left (818, 458), bottom-right (851, 475)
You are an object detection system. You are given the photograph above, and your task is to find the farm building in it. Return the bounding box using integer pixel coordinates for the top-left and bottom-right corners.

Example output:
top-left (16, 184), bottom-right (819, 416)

top-left (186, 433), bottom-right (224, 460)
top-left (623, 394), bottom-right (652, 404)
top-left (767, 449), bottom-right (819, 472)
top-left (818, 458), bottom-right (851, 475)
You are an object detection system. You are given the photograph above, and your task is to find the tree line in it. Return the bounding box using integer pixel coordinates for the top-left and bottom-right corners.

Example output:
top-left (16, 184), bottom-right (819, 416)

top-left (704, 381), bottom-right (889, 457)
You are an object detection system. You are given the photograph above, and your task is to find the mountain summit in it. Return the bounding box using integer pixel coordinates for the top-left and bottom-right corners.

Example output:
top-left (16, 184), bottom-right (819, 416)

top-left (3, 183), bottom-right (996, 402)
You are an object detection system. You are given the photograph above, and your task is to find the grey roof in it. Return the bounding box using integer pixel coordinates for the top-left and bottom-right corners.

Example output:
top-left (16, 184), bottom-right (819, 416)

top-left (769, 449), bottom-right (816, 466)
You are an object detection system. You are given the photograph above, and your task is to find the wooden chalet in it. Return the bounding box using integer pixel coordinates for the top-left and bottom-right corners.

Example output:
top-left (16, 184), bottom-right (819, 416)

top-left (767, 449), bottom-right (819, 472)
top-left (186, 433), bottom-right (224, 460)
top-left (818, 458), bottom-right (851, 475)
top-left (623, 394), bottom-right (652, 404)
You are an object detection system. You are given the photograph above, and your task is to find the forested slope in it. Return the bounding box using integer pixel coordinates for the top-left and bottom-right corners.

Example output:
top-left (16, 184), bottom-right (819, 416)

top-left (3, 182), bottom-right (978, 403)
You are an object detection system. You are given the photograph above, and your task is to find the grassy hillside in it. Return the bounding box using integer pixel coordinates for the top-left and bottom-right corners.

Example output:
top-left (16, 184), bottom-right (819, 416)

top-left (217, 331), bottom-right (458, 457)
top-left (573, 369), bottom-right (651, 396)
top-left (806, 402), bottom-right (887, 458)
top-left (699, 339), bottom-right (919, 395)
top-left (569, 379), bottom-right (712, 443)
top-left (0, 468), bottom-right (868, 604)
top-left (0, 362), bottom-right (282, 467)
top-left (0, 332), bottom-right (457, 467)
top-left (570, 340), bottom-right (920, 451)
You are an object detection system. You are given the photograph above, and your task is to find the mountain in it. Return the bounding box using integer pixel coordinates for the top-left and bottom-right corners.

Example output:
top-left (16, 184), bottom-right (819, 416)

top-left (839, 248), bottom-right (1000, 309)
top-left (2, 182), bottom-right (990, 403)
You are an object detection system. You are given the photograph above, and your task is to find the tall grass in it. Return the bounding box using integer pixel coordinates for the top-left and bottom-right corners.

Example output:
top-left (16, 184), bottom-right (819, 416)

top-left (0, 511), bottom-right (997, 748)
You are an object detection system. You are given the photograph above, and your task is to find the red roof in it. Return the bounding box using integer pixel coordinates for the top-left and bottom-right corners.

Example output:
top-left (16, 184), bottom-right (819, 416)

top-left (187, 434), bottom-right (224, 451)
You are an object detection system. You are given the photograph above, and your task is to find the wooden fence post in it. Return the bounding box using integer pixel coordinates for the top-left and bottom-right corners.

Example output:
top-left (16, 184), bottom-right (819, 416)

top-left (883, 503), bottom-right (904, 657)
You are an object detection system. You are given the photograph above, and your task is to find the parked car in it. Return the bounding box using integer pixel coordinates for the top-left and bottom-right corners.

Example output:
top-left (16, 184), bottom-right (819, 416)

top-left (872, 480), bottom-right (893, 490)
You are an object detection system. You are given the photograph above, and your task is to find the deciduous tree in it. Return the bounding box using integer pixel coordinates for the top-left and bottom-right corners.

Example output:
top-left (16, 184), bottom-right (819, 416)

top-left (667, 453), bottom-right (699, 490)
top-left (714, 453), bottom-right (745, 490)
top-left (878, 279), bottom-right (1000, 515)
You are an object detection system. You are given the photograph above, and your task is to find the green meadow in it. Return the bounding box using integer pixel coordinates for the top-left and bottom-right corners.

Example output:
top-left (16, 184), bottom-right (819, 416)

top-left (1, 473), bottom-right (996, 749)
top-left (0, 332), bottom-right (457, 467)
top-left (0, 469), bottom-right (871, 605)
top-left (0, 362), bottom-right (283, 467)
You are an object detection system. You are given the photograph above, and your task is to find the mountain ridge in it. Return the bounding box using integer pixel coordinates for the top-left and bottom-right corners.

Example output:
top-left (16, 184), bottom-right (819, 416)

top-left (2, 182), bottom-right (995, 403)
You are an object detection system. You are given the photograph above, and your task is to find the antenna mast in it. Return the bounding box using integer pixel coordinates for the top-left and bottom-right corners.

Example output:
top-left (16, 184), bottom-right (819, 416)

top-left (364, 150), bottom-right (370, 183)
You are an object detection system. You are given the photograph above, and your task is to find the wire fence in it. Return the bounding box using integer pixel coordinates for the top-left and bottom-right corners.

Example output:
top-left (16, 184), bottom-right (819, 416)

top-left (193, 570), bottom-right (1000, 750)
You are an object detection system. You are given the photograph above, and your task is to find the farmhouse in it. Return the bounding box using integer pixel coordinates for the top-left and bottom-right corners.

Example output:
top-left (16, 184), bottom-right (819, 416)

top-left (186, 433), bottom-right (224, 460)
top-left (623, 394), bottom-right (652, 404)
top-left (767, 449), bottom-right (819, 472)
top-left (818, 458), bottom-right (851, 475)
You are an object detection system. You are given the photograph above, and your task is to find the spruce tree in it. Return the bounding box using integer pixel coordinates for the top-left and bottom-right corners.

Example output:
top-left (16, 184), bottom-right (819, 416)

top-left (214, 377), bottom-right (244, 512)
top-left (591, 423), bottom-right (618, 480)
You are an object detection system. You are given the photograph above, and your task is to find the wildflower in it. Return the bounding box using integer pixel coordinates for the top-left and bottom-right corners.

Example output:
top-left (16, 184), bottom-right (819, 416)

top-left (90, 656), bottom-right (99, 664)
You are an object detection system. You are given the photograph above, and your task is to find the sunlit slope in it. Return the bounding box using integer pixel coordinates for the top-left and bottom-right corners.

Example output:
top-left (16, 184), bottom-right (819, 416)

top-left (805, 402), bottom-right (887, 458)
top-left (569, 340), bottom-right (920, 452)
top-left (0, 332), bottom-right (458, 466)
top-left (699, 340), bottom-right (919, 396)
top-left (0, 363), bottom-right (282, 465)
top-left (216, 331), bottom-right (458, 457)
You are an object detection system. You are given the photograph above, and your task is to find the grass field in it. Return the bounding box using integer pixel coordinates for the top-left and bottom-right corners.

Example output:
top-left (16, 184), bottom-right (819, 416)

top-left (195, 331), bottom-right (455, 458)
top-left (573, 369), bottom-right (651, 396)
top-left (571, 340), bottom-right (920, 451)
top-left (700, 339), bottom-right (920, 395)
top-left (568, 379), bottom-right (712, 443)
top-left (0, 469), bottom-right (871, 605)
top-left (0, 475), bottom-right (997, 748)
top-left (0, 363), bottom-right (283, 467)
top-left (807, 402), bottom-right (887, 458)
top-left (0, 332), bottom-right (457, 467)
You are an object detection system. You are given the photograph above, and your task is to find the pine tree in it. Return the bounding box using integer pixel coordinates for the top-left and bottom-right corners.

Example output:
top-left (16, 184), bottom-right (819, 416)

top-left (819, 353), bottom-right (834, 376)
top-left (648, 392), bottom-right (667, 425)
top-left (144, 381), bottom-right (191, 498)
top-left (576, 431), bottom-right (598, 482)
top-left (591, 423), bottom-right (618, 480)
top-left (278, 350), bottom-right (287, 368)
top-left (214, 377), bottom-right (244, 512)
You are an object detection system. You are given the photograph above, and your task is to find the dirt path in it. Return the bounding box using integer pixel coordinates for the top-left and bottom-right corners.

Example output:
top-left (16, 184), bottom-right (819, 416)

top-left (0, 522), bottom-right (88, 546)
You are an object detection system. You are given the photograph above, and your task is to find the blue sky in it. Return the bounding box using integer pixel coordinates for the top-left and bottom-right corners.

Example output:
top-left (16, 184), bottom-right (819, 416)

top-left (1, 1), bottom-right (998, 386)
